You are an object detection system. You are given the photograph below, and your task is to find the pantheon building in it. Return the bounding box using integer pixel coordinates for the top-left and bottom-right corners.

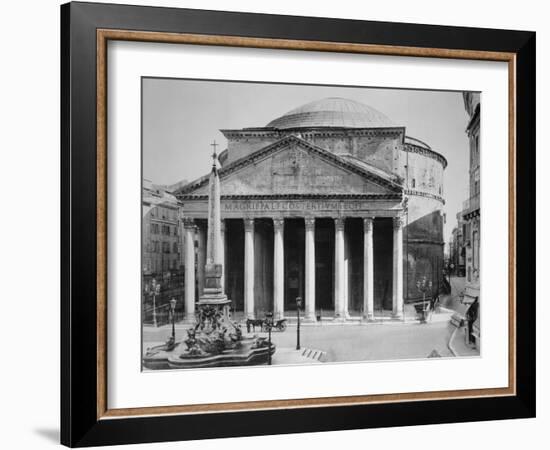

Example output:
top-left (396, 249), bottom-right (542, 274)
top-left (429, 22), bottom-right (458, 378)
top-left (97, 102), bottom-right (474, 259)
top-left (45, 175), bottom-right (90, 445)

top-left (175, 98), bottom-right (446, 322)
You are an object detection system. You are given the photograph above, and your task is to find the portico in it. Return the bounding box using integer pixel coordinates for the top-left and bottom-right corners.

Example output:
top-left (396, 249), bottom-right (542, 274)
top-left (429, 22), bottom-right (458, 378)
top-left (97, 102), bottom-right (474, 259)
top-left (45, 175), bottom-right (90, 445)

top-left (181, 210), bottom-right (404, 322)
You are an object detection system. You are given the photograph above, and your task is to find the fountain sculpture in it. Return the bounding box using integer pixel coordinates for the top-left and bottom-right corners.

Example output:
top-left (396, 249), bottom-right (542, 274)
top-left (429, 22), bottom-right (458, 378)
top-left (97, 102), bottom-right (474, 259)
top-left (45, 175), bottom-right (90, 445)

top-left (143, 142), bottom-right (275, 370)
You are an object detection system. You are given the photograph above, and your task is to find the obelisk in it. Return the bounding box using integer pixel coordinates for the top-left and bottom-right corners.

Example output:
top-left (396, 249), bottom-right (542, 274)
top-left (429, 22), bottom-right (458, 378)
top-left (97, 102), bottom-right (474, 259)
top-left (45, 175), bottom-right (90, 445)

top-left (198, 141), bottom-right (229, 305)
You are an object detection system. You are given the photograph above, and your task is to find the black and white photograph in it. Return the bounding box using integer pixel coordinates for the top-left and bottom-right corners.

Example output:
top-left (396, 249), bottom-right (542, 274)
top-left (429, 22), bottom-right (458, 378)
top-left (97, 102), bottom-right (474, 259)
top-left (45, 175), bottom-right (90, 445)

top-left (0, 0), bottom-right (541, 447)
top-left (141, 79), bottom-right (481, 370)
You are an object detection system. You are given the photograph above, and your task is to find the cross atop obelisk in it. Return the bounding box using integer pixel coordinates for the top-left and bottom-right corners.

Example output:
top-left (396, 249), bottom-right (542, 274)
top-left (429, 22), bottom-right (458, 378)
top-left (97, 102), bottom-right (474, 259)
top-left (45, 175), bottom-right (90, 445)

top-left (210, 140), bottom-right (219, 161)
top-left (210, 140), bottom-right (220, 175)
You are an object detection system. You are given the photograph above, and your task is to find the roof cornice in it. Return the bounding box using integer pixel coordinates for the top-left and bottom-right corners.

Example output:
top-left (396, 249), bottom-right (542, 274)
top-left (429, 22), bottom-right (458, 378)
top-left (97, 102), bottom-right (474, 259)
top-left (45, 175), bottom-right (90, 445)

top-left (178, 193), bottom-right (403, 201)
top-left (403, 143), bottom-right (448, 169)
top-left (220, 127), bottom-right (405, 138)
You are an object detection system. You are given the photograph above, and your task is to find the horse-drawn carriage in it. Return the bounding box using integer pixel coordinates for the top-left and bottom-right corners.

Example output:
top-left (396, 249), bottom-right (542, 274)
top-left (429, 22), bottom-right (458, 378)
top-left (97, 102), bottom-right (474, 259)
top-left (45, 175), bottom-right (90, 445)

top-left (246, 317), bottom-right (287, 333)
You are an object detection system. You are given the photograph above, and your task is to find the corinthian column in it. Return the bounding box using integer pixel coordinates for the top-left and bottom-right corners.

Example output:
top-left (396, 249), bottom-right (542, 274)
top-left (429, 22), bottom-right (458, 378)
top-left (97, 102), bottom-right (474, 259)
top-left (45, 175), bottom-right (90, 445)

top-left (220, 219), bottom-right (226, 293)
top-left (304, 217), bottom-right (316, 321)
top-left (183, 218), bottom-right (196, 322)
top-left (392, 216), bottom-right (404, 319)
top-left (334, 217), bottom-right (346, 320)
top-left (196, 224), bottom-right (206, 297)
top-left (363, 217), bottom-right (374, 321)
top-left (273, 218), bottom-right (285, 320)
top-left (244, 218), bottom-right (255, 319)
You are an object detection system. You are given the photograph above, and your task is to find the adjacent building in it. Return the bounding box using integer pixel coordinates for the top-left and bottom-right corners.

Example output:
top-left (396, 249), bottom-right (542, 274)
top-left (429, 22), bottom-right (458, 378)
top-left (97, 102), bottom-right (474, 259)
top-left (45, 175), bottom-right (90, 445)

top-left (142, 180), bottom-right (182, 274)
top-left (449, 212), bottom-right (466, 276)
top-left (142, 180), bottom-right (185, 322)
top-left (174, 98), bottom-right (447, 321)
top-left (461, 92), bottom-right (481, 347)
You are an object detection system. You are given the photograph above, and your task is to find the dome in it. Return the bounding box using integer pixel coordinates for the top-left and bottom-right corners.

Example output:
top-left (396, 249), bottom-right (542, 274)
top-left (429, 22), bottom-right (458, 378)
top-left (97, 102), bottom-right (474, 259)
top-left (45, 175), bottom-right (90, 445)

top-left (266, 97), bottom-right (398, 129)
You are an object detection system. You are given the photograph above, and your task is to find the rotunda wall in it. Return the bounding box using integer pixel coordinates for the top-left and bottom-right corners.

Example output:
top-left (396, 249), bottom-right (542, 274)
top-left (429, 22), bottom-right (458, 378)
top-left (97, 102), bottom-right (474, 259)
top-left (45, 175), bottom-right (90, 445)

top-left (403, 149), bottom-right (445, 198)
top-left (403, 195), bottom-right (445, 301)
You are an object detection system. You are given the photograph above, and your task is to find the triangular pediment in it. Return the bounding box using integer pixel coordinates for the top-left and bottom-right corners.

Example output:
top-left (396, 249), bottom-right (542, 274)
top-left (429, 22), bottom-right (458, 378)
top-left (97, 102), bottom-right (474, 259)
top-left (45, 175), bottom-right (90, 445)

top-left (177, 136), bottom-right (402, 198)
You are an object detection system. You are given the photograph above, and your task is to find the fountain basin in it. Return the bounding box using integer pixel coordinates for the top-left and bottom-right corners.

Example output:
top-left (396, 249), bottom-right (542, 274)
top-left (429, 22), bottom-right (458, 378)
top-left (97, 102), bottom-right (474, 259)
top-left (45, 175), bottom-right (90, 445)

top-left (143, 337), bottom-right (275, 370)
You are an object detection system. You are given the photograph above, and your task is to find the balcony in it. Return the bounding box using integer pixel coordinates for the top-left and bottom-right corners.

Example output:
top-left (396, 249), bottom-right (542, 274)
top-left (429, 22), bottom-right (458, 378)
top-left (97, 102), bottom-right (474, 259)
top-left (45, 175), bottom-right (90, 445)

top-left (462, 194), bottom-right (480, 216)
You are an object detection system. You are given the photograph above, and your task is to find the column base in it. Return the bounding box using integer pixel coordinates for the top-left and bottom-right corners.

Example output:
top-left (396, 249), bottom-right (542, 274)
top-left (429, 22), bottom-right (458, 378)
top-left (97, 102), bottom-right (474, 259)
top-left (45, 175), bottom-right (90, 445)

top-left (303, 314), bottom-right (317, 323)
top-left (391, 312), bottom-right (404, 320)
top-left (182, 314), bottom-right (197, 325)
top-left (362, 313), bottom-right (375, 322)
top-left (332, 311), bottom-right (351, 322)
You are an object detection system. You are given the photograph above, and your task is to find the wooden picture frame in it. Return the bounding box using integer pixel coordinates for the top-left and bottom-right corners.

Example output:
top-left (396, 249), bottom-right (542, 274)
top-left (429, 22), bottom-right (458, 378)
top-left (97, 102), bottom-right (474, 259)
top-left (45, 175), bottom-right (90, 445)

top-left (61, 2), bottom-right (535, 447)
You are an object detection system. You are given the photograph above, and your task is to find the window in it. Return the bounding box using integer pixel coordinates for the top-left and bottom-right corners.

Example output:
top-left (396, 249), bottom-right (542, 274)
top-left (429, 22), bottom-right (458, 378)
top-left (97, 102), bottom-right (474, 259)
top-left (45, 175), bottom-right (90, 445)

top-left (470, 135), bottom-right (480, 167)
top-left (473, 230), bottom-right (480, 270)
top-left (151, 223), bottom-right (159, 234)
top-left (173, 242), bottom-right (178, 253)
top-left (411, 178), bottom-right (416, 188)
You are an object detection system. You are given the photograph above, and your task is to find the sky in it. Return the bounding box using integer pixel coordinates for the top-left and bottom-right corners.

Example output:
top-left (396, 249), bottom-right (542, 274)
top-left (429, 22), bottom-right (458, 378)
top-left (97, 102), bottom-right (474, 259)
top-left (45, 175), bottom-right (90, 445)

top-left (142, 78), bottom-right (473, 244)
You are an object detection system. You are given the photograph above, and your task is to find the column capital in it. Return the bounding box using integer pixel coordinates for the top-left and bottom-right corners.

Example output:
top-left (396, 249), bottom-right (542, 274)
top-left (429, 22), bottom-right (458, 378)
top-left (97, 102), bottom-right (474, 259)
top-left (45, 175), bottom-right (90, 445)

top-left (334, 217), bottom-right (345, 231)
top-left (393, 216), bottom-right (405, 230)
top-left (304, 217), bottom-right (316, 230)
top-left (182, 217), bottom-right (195, 229)
top-left (273, 217), bottom-right (285, 232)
top-left (243, 218), bottom-right (255, 232)
top-left (363, 217), bottom-right (374, 232)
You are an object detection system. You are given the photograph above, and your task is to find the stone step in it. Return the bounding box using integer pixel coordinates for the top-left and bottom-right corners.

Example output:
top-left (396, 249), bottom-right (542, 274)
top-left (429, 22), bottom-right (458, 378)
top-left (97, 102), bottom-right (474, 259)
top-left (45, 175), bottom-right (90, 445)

top-left (301, 347), bottom-right (327, 362)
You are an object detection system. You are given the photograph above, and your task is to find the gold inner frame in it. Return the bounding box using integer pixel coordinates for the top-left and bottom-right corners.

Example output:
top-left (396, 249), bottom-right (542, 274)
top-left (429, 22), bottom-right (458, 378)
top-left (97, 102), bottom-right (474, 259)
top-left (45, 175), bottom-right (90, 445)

top-left (96, 29), bottom-right (517, 420)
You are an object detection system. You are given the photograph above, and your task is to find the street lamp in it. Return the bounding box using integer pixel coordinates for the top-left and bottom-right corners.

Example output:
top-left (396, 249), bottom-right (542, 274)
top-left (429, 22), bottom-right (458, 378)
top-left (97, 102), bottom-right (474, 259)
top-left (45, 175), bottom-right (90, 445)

top-left (265, 311), bottom-right (273, 365)
top-left (296, 296), bottom-right (302, 351)
top-left (150, 278), bottom-right (161, 327)
top-left (169, 297), bottom-right (177, 343)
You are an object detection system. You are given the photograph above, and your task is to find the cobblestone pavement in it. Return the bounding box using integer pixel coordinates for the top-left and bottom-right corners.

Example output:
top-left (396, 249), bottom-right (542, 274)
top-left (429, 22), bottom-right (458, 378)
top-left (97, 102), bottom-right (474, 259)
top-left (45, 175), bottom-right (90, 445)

top-left (264, 321), bottom-right (455, 362)
top-left (144, 316), bottom-right (457, 364)
top-left (143, 277), bottom-right (476, 364)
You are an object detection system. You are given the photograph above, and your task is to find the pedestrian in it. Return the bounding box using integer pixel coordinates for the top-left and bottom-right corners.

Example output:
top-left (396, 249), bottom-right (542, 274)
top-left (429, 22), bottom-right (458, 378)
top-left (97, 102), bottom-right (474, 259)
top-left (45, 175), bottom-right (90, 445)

top-left (466, 298), bottom-right (479, 345)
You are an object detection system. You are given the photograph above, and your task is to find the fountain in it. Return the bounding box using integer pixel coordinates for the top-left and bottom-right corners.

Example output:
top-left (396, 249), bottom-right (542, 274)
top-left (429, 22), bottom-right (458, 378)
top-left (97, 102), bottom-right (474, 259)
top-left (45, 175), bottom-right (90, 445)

top-left (143, 142), bottom-right (275, 370)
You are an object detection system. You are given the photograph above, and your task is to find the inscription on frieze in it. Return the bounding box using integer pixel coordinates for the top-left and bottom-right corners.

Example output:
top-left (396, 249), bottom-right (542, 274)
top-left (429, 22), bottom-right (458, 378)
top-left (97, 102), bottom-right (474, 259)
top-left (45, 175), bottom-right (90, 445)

top-left (223, 200), bottom-right (373, 212)
top-left (180, 198), bottom-right (402, 217)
